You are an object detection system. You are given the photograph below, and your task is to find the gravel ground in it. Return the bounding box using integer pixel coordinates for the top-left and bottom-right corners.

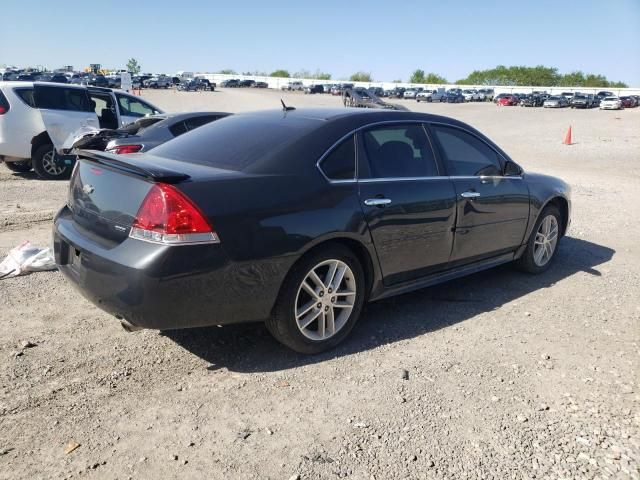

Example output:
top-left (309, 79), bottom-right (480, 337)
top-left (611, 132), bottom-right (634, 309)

top-left (0, 89), bottom-right (638, 480)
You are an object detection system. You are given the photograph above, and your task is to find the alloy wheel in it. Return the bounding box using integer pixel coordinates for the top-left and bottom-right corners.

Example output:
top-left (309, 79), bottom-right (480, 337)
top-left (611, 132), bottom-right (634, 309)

top-left (41, 149), bottom-right (65, 176)
top-left (294, 259), bottom-right (357, 341)
top-left (533, 215), bottom-right (559, 267)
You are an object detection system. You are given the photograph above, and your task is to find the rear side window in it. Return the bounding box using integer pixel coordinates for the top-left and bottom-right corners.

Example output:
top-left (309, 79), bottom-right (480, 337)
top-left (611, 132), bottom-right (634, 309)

top-left (168, 121), bottom-right (188, 137)
top-left (0, 90), bottom-right (9, 114)
top-left (14, 88), bottom-right (36, 108)
top-left (34, 86), bottom-right (93, 112)
top-left (430, 125), bottom-right (503, 176)
top-left (319, 136), bottom-right (355, 180)
top-left (361, 124), bottom-right (439, 178)
top-left (184, 115), bottom-right (220, 131)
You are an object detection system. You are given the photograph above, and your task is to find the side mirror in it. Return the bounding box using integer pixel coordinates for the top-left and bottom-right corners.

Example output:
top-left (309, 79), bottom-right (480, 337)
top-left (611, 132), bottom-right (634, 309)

top-left (504, 161), bottom-right (523, 177)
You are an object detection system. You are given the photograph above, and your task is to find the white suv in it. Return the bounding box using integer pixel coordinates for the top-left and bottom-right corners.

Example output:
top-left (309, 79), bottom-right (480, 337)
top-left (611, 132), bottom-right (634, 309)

top-left (0, 82), bottom-right (163, 179)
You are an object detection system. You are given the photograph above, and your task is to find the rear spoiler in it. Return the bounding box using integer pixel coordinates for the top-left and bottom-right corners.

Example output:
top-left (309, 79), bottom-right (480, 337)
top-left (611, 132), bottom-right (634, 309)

top-left (76, 150), bottom-right (190, 183)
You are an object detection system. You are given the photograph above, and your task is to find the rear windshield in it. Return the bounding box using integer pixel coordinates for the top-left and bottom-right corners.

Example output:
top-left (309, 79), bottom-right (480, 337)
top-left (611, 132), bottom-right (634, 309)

top-left (151, 114), bottom-right (318, 171)
top-left (118, 116), bottom-right (165, 134)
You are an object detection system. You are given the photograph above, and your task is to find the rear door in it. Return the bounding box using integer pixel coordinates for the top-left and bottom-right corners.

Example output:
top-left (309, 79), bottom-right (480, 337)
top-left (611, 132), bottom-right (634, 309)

top-left (357, 122), bottom-right (457, 285)
top-left (34, 84), bottom-right (99, 153)
top-left (428, 123), bottom-right (530, 265)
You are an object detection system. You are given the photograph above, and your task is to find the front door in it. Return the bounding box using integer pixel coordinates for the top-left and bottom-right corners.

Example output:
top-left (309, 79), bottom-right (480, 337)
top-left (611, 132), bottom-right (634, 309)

top-left (428, 124), bottom-right (530, 265)
top-left (115, 93), bottom-right (161, 126)
top-left (358, 123), bottom-right (457, 285)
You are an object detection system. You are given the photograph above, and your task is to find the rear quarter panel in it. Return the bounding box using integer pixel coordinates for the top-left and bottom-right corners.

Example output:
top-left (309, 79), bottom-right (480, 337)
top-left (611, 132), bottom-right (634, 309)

top-left (177, 172), bottom-right (374, 309)
top-left (0, 87), bottom-right (45, 159)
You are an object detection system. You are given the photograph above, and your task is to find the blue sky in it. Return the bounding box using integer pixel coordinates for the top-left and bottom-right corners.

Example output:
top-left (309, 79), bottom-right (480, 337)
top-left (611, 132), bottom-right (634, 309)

top-left (1, 0), bottom-right (639, 85)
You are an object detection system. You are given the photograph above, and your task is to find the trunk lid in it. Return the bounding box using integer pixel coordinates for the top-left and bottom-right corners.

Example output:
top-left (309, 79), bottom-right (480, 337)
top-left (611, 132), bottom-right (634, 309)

top-left (68, 151), bottom-right (242, 246)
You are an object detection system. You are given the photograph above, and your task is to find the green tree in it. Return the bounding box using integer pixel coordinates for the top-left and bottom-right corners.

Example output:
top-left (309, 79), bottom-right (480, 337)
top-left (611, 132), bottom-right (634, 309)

top-left (126, 58), bottom-right (141, 75)
top-left (218, 69), bottom-right (237, 75)
top-left (270, 69), bottom-right (290, 78)
top-left (313, 69), bottom-right (332, 80)
top-left (609, 80), bottom-right (628, 88)
top-left (424, 72), bottom-right (448, 84)
top-left (454, 64), bottom-right (624, 87)
top-left (349, 71), bottom-right (372, 82)
top-left (410, 69), bottom-right (425, 83)
top-left (392, 79), bottom-right (402, 83)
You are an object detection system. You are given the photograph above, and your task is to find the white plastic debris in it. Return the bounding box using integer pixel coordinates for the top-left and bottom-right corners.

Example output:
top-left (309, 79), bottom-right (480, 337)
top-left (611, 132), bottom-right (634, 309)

top-left (0, 241), bottom-right (57, 279)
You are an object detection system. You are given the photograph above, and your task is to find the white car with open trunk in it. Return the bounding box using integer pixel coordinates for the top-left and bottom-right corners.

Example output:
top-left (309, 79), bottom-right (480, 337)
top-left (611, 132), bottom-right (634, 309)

top-left (0, 82), bottom-right (163, 179)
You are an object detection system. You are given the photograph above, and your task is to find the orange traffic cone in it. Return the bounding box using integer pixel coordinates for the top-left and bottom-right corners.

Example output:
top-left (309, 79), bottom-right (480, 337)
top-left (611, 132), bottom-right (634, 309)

top-left (563, 126), bottom-right (572, 145)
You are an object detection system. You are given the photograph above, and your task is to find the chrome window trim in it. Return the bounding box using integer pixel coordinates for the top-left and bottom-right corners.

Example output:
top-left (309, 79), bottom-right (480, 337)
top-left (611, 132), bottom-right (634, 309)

top-left (316, 119), bottom-right (522, 184)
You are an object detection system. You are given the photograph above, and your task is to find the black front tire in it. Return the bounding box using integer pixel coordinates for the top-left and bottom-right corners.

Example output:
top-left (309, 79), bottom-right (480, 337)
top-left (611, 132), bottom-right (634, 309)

top-left (32, 144), bottom-right (71, 180)
top-left (516, 205), bottom-right (562, 274)
top-left (266, 245), bottom-right (366, 354)
top-left (4, 160), bottom-right (32, 173)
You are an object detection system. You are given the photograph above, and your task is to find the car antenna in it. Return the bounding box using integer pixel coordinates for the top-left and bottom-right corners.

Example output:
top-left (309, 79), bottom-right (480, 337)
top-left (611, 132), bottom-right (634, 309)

top-left (281, 99), bottom-right (296, 112)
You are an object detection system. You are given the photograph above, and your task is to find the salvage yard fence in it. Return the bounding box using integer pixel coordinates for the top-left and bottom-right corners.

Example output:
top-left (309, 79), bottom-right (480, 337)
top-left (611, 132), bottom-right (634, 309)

top-left (197, 73), bottom-right (640, 97)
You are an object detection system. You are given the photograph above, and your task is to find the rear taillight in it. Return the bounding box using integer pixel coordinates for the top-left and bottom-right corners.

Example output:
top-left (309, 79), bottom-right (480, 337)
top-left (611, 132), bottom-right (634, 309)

top-left (0, 91), bottom-right (8, 115)
top-left (0, 106), bottom-right (7, 115)
top-left (109, 144), bottom-right (143, 155)
top-left (130, 183), bottom-right (219, 245)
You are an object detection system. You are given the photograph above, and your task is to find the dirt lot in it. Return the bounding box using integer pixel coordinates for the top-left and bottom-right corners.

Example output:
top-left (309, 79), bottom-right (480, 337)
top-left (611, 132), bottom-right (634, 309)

top-left (1, 89), bottom-right (638, 480)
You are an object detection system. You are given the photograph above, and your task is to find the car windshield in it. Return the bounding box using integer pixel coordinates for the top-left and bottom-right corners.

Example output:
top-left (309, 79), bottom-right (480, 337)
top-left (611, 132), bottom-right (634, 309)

top-left (548, 96), bottom-right (560, 100)
top-left (603, 97), bottom-right (617, 101)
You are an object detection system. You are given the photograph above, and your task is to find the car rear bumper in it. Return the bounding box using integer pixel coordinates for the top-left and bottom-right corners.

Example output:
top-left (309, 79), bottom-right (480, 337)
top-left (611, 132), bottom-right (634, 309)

top-left (53, 206), bottom-right (292, 330)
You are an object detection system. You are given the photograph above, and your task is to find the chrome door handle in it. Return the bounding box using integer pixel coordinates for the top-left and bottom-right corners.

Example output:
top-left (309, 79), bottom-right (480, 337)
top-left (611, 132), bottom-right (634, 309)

top-left (460, 191), bottom-right (481, 198)
top-left (364, 198), bottom-right (392, 206)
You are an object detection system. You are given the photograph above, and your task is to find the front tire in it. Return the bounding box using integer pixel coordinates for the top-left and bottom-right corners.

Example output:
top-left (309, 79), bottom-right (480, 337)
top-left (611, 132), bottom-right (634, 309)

top-left (266, 245), bottom-right (366, 354)
top-left (4, 160), bottom-right (32, 173)
top-left (32, 144), bottom-right (70, 180)
top-left (516, 205), bottom-right (562, 274)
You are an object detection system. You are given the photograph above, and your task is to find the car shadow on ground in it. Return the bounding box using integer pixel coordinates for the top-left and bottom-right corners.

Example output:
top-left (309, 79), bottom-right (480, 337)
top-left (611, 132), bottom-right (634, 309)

top-left (8, 171), bottom-right (39, 180)
top-left (165, 237), bottom-right (614, 373)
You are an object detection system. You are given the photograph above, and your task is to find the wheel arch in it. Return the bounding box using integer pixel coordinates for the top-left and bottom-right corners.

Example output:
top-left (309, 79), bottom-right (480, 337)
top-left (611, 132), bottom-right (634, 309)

top-left (288, 236), bottom-right (378, 301)
top-left (30, 131), bottom-right (53, 157)
top-left (542, 195), bottom-right (570, 236)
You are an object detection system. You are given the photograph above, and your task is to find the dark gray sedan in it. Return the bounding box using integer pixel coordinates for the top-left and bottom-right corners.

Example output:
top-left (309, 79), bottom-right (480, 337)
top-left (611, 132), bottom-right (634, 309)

top-left (55, 108), bottom-right (571, 354)
top-left (72, 112), bottom-right (230, 154)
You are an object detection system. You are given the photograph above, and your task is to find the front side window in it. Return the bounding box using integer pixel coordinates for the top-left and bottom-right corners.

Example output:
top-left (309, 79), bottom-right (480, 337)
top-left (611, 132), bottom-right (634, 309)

top-left (430, 125), bottom-right (503, 176)
top-left (116, 94), bottom-right (157, 117)
top-left (319, 135), bottom-right (355, 180)
top-left (361, 124), bottom-right (438, 178)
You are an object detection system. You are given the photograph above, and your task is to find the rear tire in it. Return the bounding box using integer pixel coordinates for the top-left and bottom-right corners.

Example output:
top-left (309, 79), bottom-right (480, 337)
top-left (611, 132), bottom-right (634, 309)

top-left (32, 144), bottom-right (71, 180)
top-left (266, 245), bottom-right (366, 354)
top-left (516, 205), bottom-right (562, 274)
top-left (4, 160), bottom-right (32, 173)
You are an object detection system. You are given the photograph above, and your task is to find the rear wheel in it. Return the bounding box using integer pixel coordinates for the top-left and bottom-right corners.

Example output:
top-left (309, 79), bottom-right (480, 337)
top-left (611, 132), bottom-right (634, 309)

top-left (4, 160), bottom-right (32, 173)
top-left (32, 144), bottom-right (71, 180)
top-left (266, 245), bottom-right (366, 354)
top-left (516, 205), bottom-right (561, 274)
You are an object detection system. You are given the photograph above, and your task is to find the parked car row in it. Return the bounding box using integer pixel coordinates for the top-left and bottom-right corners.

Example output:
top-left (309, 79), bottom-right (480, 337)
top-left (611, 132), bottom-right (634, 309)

top-left (221, 79), bottom-right (269, 88)
top-left (492, 90), bottom-right (639, 110)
